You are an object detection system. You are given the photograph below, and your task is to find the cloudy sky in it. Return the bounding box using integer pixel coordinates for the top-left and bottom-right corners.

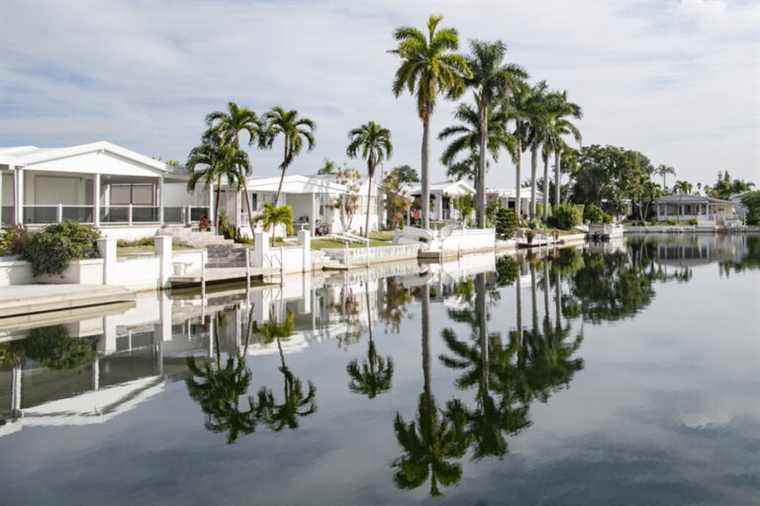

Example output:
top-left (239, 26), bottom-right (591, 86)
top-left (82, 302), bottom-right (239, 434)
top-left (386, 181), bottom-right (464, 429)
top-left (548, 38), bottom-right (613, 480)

top-left (1, 0), bottom-right (758, 187)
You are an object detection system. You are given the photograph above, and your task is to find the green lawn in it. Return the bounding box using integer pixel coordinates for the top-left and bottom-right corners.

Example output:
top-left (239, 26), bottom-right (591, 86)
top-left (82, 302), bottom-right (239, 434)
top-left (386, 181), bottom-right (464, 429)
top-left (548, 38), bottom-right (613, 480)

top-left (117, 243), bottom-right (193, 257)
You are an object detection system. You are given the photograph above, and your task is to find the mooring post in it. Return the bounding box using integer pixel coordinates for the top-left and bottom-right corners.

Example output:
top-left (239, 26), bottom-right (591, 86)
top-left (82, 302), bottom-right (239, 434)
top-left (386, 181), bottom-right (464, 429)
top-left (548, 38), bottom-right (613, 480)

top-left (245, 247), bottom-right (251, 293)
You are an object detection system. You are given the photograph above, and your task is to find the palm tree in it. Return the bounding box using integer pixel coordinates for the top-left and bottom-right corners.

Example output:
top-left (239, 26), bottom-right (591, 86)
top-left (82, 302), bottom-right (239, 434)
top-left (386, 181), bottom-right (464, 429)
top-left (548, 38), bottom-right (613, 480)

top-left (502, 82), bottom-right (533, 219)
top-left (261, 202), bottom-right (293, 245)
top-left (346, 282), bottom-right (394, 398)
top-left (545, 90), bottom-right (582, 215)
top-left (654, 164), bottom-right (676, 191)
top-left (390, 14), bottom-right (471, 229)
top-left (186, 130), bottom-right (226, 229)
top-left (346, 121), bottom-right (393, 237)
top-left (438, 103), bottom-right (516, 188)
top-left (524, 82), bottom-right (551, 221)
top-left (673, 180), bottom-right (693, 195)
top-left (263, 106), bottom-right (316, 205)
top-left (463, 39), bottom-right (527, 228)
top-left (205, 102), bottom-right (266, 231)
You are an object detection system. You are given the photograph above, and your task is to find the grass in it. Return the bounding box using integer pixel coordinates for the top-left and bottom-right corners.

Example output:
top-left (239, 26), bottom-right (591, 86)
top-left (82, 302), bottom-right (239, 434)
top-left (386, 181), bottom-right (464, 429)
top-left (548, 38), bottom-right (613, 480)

top-left (368, 230), bottom-right (395, 241)
top-left (117, 238), bottom-right (194, 257)
top-left (311, 239), bottom-right (390, 251)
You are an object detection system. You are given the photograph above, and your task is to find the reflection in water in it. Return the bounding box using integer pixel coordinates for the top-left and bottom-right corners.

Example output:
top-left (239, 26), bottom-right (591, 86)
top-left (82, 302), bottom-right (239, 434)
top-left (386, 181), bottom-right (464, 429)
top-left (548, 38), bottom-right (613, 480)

top-left (1, 234), bottom-right (759, 504)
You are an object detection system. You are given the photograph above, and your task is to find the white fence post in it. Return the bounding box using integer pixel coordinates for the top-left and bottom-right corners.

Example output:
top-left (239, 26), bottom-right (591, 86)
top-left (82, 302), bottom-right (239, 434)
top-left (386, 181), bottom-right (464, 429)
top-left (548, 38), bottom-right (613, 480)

top-left (154, 235), bottom-right (172, 288)
top-left (97, 237), bottom-right (117, 285)
top-left (57, 204), bottom-right (63, 223)
top-left (254, 232), bottom-right (269, 268)
top-left (128, 204), bottom-right (133, 226)
top-left (201, 249), bottom-right (207, 299)
top-left (299, 229), bottom-right (311, 273)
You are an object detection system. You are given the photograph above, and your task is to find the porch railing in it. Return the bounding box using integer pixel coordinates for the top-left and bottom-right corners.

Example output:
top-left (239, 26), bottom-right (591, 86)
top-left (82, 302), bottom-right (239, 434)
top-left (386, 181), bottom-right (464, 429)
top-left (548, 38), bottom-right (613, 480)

top-left (10, 204), bottom-right (212, 226)
top-left (23, 205), bottom-right (94, 224)
top-left (100, 206), bottom-right (159, 224)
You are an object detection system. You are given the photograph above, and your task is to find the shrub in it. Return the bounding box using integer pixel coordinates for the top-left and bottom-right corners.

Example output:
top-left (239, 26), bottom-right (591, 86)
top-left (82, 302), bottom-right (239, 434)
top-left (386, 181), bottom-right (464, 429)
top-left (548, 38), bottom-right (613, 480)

top-left (583, 204), bottom-right (611, 224)
top-left (666, 219), bottom-right (677, 226)
top-left (741, 191), bottom-right (760, 226)
top-left (22, 221), bottom-right (101, 276)
top-left (688, 218), bottom-right (698, 226)
top-left (550, 203), bottom-right (582, 230)
top-left (494, 208), bottom-right (518, 239)
top-left (217, 211), bottom-right (236, 240)
top-left (0, 225), bottom-right (29, 256)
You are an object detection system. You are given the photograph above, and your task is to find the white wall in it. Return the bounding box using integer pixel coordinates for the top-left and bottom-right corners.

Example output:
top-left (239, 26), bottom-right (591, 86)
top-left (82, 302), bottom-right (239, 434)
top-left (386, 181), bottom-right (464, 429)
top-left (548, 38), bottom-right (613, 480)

top-left (163, 181), bottom-right (206, 207)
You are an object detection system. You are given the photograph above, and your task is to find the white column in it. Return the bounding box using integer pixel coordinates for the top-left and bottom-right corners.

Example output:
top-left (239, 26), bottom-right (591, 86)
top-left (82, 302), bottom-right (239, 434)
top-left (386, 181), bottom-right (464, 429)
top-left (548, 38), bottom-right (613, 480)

top-left (435, 193), bottom-right (443, 221)
top-left (11, 364), bottom-right (22, 415)
top-left (94, 174), bottom-right (101, 227)
top-left (0, 169), bottom-right (3, 226)
top-left (154, 235), bottom-right (173, 288)
top-left (15, 167), bottom-right (23, 225)
top-left (158, 177), bottom-right (164, 225)
top-left (299, 229), bottom-right (311, 273)
top-left (97, 237), bottom-right (117, 285)
top-left (235, 188), bottom-right (242, 228)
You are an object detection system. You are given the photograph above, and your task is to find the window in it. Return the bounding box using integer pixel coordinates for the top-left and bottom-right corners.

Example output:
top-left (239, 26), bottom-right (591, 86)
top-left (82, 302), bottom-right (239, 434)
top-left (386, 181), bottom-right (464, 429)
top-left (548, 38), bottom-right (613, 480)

top-left (110, 184), bottom-right (155, 205)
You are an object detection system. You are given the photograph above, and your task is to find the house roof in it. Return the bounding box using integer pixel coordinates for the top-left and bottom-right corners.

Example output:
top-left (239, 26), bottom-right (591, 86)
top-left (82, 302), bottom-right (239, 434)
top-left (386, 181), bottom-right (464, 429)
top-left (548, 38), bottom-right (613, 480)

top-left (487, 187), bottom-right (544, 199)
top-left (655, 194), bottom-right (733, 205)
top-left (0, 141), bottom-right (168, 172)
top-left (403, 180), bottom-right (475, 196)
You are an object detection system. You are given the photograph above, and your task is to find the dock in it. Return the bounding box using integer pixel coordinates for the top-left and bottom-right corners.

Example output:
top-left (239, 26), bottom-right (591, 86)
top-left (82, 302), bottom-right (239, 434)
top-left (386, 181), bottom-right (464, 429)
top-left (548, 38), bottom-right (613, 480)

top-left (0, 284), bottom-right (136, 319)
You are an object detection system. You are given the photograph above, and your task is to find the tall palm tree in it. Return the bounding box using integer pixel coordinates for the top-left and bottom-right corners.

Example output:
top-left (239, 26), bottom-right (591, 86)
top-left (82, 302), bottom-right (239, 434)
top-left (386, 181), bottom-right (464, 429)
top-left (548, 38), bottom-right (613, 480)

top-left (206, 102), bottom-right (266, 232)
top-left (438, 103), bottom-right (516, 188)
top-left (346, 281), bottom-right (394, 398)
top-left (263, 106), bottom-right (316, 205)
top-left (463, 39), bottom-right (527, 228)
top-left (654, 164), bottom-right (676, 191)
top-left (524, 82), bottom-right (551, 221)
top-left (346, 121), bottom-right (393, 237)
top-left (390, 14), bottom-right (471, 230)
top-left (545, 91), bottom-right (582, 214)
top-left (502, 82), bottom-right (533, 219)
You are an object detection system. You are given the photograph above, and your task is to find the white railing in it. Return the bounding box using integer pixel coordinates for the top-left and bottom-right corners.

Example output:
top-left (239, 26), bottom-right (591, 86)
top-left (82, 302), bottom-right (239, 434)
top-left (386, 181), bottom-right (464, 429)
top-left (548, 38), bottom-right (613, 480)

top-left (23, 205), bottom-right (94, 224)
top-left (323, 243), bottom-right (421, 268)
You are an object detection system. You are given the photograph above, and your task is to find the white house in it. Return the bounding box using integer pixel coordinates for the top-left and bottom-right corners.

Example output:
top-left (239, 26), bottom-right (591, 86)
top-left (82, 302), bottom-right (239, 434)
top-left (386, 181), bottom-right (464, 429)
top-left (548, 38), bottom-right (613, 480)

top-left (211, 174), bottom-right (385, 237)
top-left (487, 187), bottom-right (542, 218)
top-left (0, 142), bottom-right (209, 240)
top-left (654, 194), bottom-right (735, 225)
top-left (403, 180), bottom-right (475, 223)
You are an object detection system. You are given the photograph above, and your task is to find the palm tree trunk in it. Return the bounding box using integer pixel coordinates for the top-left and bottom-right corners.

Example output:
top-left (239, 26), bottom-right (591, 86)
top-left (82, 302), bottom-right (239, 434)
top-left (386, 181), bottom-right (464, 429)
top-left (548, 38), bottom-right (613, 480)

top-left (214, 176), bottom-right (222, 230)
top-left (477, 104), bottom-right (487, 228)
top-left (530, 263), bottom-right (538, 333)
top-left (364, 166), bottom-right (373, 238)
top-left (274, 141), bottom-right (288, 206)
top-left (515, 143), bottom-right (522, 219)
top-left (530, 145), bottom-right (538, 221)
top-left (543, 260), bottom-right (550, 324)
top-left (554, 269), bottom-right (562, 333)
top-left (421, 114), bottom-right (431, 230)
top-left (542, 151), bottom-right (550, 221)
top-left (516, 270), bottom-right (523, 346)
top-left (241, 178), bottom-right (255, 234)
top-left (554, 150), bottom-right (561, 211)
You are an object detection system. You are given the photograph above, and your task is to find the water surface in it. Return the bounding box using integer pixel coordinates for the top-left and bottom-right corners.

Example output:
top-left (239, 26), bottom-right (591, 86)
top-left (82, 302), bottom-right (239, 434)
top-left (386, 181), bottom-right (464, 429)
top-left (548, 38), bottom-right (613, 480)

top-left (1, 234), bottom-right (758, 505)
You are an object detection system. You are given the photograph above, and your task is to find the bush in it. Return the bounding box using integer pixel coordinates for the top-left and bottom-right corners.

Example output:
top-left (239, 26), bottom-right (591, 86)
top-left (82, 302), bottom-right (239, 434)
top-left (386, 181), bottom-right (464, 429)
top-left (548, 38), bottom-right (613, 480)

top-left (741, 191), bottom-right (760, 226)
top-left (666, 219), bottom-right (677, 226)
top-left (217, 211), bottom-right (236, 240)
top-left (0, 225), bottom-right (29, 256)
top-left (550, 203), bottom-right (582, 230)
top-left (688, 218), bottom-right (698, 226)
top-left (22, 221), bottom-right (101, 276)
top-left (584, 204), bottom-right (611, 224)
top-left (494, 208), bottom-right (518, 239)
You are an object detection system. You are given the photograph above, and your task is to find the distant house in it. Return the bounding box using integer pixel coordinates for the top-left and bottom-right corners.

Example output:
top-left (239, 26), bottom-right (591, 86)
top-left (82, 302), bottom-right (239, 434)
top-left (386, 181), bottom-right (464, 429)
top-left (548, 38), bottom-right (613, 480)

top-left (403, 180), bottom-right (475, 222)
top-left (487, 187), bottom-right (542, 218)
top-left (210, 174), bottom-right (384, 237)
top-left (654, 194), bottom-right (735, 224)
top-left (0, 142), bottom-right (207, 239)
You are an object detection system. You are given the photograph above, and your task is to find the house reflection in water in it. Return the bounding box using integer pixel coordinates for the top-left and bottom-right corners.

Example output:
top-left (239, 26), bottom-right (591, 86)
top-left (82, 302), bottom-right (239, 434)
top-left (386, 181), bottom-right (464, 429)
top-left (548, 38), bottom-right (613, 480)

top-left (647, 234), bottom-right (750, 267)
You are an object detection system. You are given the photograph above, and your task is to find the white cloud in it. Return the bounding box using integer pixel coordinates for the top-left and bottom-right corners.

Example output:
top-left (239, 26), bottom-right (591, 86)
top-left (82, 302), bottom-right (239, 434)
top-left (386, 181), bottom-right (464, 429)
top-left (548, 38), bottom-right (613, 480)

top-left (0, 0), bottom-right (757, 185)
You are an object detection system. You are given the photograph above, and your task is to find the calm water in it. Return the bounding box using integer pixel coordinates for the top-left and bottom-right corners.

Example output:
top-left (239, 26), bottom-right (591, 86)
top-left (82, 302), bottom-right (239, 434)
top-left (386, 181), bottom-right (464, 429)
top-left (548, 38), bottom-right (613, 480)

top-left (1, 234), bottom-right (758, 505)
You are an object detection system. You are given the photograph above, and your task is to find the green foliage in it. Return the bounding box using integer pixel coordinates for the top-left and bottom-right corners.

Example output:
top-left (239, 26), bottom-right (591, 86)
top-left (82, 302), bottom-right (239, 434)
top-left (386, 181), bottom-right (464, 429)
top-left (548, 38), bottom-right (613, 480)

top-left (741, 191), bottom-right (760, 225)
top-left (387, 164), bottom-right (419, 183)
top-left (23, 221), bottom-right (100, 276)
top-left (707, 171), bottom-right (755, 200)
top-left (583, 204), bottom-right (611, 224)
top-left (23, 325), bottom-right (97, 370)
top-left (666, 219), bottom-right (677, 226)
top-left (452, 194), bottom-right (475, 225)
top-left (317, 159), bottom-right (337, 175)
top-left (0, 225), bottom-right (29, 256)
top-left (261, 204), bottom-right (294, 244)
top-left (494, 208), bottom-right (518, 239)
top-left (550, 203), bottom-right (582, 230)
top-left (217, 211), bottom-right (237, 240)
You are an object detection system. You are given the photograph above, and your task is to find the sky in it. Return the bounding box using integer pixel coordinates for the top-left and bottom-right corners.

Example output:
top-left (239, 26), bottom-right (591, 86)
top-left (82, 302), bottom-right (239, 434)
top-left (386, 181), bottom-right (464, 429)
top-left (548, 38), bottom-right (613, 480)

top-left (1, 0), bottom-right (758, 187)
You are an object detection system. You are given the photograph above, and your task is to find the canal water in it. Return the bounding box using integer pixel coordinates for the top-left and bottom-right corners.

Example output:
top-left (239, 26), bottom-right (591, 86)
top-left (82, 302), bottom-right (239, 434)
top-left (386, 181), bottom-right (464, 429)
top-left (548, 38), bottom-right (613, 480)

top-left (0, 234), bottom-right (758, 505)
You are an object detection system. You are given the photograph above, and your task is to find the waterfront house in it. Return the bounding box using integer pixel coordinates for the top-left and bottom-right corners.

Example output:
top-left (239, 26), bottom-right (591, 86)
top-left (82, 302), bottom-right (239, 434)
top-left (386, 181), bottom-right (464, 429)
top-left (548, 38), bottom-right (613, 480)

top-left (487, 187), bottom-right (542, 218)
top-left (0, 142), bottom-right (209, 240)
top-left (654, 194), bottom-right (735, 224)
top-left (403, 180), bottom-right (475, 223)
top-left (210, 174), bottom-right (385, 237)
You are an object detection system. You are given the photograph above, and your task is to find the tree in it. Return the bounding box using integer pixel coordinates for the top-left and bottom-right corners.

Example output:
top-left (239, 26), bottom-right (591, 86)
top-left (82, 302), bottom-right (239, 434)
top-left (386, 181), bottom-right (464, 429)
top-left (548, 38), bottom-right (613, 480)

top-left (673, 180), bottom-right (693, 195)
top-left (741, 191), bottom-right (760, 225)
top-left (390, 14), bottom-right (471, 229)
top-left (186, 130), bottom-right (226, 229)
top-left (383, 171), bottom-right (412, 228)
top-left (260, 203), bottom-right (293, 245)
top-left (451, 194), bottom-right (474, 225)
top-left (334, 167), bottom-right (361, 232)
top-left (544, 90), bottom-right (582, 215)
top-left (523, 81), bottom-right (551, 221)
top-left (263, 106), bottom-right (316, 205)
top-left (387, 164), bottom-right (419, 183)
top-left (502, 81), bottom-right (533, 218)
top-left (317, 159), bottom-right (337, 176)
top-left (706, 170), bottom-right (756, 199)
top-left (463, 39), bottom-right (527, 228)
top-left (205, 102), bottom-right (266, 232)
top-left (494, 208), bottom-right (518, 239)
top-left (654, 164), bottom-right (676, 191)
top-left (346, 121), bottom-right (393, 237)
top-left (438, 102), bottom-right (515, 187)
